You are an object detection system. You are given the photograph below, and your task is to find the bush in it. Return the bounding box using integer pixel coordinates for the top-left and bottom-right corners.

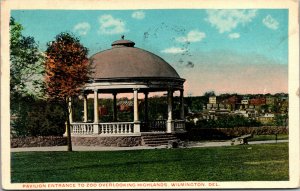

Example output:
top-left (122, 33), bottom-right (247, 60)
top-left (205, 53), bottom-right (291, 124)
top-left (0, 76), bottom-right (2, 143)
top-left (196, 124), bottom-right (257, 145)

top-left (11, 96), bottom-right (66, 137)
top-left (195, 115), bottom-right (262, 128)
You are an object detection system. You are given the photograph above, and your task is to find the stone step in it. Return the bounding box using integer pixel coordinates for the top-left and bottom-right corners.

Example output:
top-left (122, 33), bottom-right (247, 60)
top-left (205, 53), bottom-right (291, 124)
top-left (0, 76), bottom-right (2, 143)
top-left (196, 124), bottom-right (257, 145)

top-left (143, 137), bottom-right (177, 142)
top-left (141, 133), bottom-right (178, 146)
top-left (142, 135), bottom-right (176, 139)
top-left (142, 134), bottom-right (176, 138)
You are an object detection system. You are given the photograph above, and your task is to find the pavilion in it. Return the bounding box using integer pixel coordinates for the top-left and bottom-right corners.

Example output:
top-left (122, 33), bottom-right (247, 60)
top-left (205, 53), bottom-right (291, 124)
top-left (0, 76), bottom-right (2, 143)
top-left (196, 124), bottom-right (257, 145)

top-left (69, 38), bottom-right (186, 146)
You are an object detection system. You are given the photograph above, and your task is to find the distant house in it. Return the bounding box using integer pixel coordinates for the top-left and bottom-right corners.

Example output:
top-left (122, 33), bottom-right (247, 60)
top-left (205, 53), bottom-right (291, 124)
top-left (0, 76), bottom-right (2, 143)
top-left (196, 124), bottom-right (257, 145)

top-left (241, 99), bottom-right (249, 105)
top-left (209, 96), bottom-right (217, 104)
top-left (258, 113), bottom-right (275, 124)
top-left (117, 99), bottom-right (134, 112)
top-left (266, 97), bottom-right (276, 105)
top-left (99, 105), bottom-right (108, 115)
top-left (249, 98), bottom-right (266, 106)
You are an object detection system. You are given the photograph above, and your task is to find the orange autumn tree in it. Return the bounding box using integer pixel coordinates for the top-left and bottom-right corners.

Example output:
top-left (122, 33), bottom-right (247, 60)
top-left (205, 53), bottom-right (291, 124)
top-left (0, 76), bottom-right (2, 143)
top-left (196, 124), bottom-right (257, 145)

top-left (45, 32), bottom-right (90, 151)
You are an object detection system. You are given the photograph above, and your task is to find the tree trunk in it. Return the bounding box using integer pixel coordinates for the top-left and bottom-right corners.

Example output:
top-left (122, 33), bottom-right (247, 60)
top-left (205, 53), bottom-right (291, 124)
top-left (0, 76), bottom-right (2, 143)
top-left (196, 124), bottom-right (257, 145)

top-left (65, 98), bottom-right (73, 151)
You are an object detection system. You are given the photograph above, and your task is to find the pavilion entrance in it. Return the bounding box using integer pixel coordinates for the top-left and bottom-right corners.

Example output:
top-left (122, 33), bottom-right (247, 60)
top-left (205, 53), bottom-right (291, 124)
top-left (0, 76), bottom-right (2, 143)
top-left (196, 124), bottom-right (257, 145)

top-left (67, 38), bottom-right (186, 138)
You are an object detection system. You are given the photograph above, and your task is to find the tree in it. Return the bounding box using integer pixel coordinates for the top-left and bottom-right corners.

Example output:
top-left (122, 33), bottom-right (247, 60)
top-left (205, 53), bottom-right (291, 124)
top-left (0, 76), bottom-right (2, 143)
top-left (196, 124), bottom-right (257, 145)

top-left (10, 17), bottom-right (44, 101)
top-left (45, 32), bottom-right (90, 151)
top-left (203, 91), bottom-right (216, 97)
top-left (10, 17), bottom-right (46, 137)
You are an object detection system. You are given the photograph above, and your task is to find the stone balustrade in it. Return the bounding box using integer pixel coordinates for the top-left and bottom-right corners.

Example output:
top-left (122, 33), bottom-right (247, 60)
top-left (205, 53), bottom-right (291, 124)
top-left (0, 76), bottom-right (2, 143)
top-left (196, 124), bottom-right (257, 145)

top-left (99, 122), bottom-right (134, 135)
top-left (71, 123), bottom-right (94, 135)
top-left (70, 120), bottom-right (185, 136)
top-left (174, 120), bottom-right (186, 132)
top-left (70, 122), bottom-right (134, 136)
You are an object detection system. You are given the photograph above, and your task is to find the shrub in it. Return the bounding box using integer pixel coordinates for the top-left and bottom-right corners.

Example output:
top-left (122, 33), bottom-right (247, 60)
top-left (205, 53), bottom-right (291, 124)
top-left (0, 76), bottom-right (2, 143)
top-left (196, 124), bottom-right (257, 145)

top-left (11, 96), bottom-right (66, 137)
top-left (195, 115), bottom-right (262, 128)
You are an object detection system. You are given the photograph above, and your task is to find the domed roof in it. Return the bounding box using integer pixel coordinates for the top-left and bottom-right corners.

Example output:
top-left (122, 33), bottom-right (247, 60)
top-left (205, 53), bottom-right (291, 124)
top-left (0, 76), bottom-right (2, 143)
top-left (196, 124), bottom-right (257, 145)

top-left (90, 39), bottom-right (181, 80)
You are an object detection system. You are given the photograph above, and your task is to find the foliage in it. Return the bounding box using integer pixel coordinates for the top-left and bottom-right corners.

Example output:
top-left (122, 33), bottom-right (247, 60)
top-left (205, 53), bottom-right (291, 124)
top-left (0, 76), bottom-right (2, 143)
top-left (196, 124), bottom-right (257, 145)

top-left (45, 32), bottom-right (89, 100)
top-left (203, 91), bottom-right (216, 97)
top-left (45, 32), bottom-right (90, 151)
top-left (274, 114), bottom-right (288, 126)
top-left (11, 143), bottom-right (288, 182)
top-left (11, 95), bottom-right (66, 137)
top-left (195, 115), bottom-right (262, 128)
top-left (184, 96), bottom-right (206, 112)
top-left (10, 17), bottom-right (44, 100)
top-left (10, 17), bottom-right (45, 133)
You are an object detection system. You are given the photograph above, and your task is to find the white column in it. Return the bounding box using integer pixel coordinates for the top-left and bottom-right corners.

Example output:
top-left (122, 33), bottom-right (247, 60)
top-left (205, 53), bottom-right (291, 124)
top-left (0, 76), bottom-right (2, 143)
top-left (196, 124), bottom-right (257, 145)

top-left (68, 97), bottom-right (73, 123)
top-left (180, 89), bottom-right (185, 120)
top-left (83, 94), bottom-right (88, 122)
top-left (167, 90), bottom-right (174, 133)
top-left (133, 89), bottom-right (140, 133)
top-left (93, 90), bottom-right (99, 134)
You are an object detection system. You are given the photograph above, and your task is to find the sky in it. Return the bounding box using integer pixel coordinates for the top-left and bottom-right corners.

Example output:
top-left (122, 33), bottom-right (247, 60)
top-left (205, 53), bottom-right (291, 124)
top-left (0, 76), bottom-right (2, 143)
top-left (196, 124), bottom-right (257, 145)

top-left (11, 9), bottom-right (288, 96)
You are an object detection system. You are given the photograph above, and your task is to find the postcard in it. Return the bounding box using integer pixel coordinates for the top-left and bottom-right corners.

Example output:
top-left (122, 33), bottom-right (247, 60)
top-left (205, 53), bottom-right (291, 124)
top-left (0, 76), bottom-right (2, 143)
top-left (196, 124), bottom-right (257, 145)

top-left (1, 0), bottom-right (299, 189)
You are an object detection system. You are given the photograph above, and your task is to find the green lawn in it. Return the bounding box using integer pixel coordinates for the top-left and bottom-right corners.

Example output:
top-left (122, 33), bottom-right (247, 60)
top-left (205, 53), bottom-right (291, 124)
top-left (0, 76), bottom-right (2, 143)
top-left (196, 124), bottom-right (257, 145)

top-left (249, 134), bottom-right (289, 141)
top-left (11, 143), bottom-right (289, 182)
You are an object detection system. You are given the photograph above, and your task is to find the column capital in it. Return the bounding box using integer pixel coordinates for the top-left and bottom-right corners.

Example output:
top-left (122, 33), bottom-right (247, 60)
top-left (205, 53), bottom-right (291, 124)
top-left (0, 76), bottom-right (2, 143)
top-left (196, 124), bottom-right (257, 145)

top-left (133, 88), bottom-right (140, 91)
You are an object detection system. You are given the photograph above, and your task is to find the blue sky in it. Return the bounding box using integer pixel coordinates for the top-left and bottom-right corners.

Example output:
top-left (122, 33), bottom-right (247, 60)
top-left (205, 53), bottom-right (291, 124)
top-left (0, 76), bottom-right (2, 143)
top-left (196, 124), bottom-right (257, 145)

top-left (11, 9), bottom-right (288, 95)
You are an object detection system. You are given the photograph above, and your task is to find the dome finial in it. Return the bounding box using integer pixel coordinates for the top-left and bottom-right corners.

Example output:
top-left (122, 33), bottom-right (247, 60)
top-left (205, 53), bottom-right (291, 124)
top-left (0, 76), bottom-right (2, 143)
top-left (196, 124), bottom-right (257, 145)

top-left (121, 35), bottom-right (125, 40)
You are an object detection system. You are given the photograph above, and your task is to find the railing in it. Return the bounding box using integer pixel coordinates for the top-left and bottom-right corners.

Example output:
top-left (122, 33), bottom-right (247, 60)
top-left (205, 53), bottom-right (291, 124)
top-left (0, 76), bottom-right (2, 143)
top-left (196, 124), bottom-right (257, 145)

top-left (70, 120), bottom-right (185, 135)
top-left (70, 122), bottom-right (134, 136)
top-left (99, 122), bottom-right (134, 135)
top-left (71, 123), bottom-right (94, 135)
top-left (147, 120), bottom-right (167, 132)
top-left (174, 120), bottom-right (186, 132)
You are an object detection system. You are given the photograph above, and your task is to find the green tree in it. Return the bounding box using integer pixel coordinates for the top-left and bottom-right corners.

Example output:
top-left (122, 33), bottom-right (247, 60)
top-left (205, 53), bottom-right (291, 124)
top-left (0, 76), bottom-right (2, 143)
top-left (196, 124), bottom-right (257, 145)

top-left (10, 17), bottom-right (45, 136)
top-left (45, 32), bottom-right (90, 151)
top-left (10, 17), bottom-right (44, 102)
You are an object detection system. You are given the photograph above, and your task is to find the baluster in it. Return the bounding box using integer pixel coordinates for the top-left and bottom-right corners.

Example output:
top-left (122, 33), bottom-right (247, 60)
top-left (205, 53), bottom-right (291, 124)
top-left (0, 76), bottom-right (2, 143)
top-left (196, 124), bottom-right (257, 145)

top-left (107, 124), bottom-right (110, 134)
top-left (98, 124), bottom-right (101, 134)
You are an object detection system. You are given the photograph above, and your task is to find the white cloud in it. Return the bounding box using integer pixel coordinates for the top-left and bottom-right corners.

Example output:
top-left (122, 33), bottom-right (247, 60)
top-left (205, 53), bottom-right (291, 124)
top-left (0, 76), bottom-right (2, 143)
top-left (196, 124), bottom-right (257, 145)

top-left (131, 11), bottom-right (145, 20)
top-left (228, 33), bottom-right (240, 39)
top-left (176, 30), bottom-right (206, 43)
top-left (98, 14), bottom-right (128, 34)
top-left (161, 47), bottom-right (187, 54)
top-left (73, 22), bottom-right (91, 36)
top-left (262, 15), bottom-right (279, 30)
top-left (206, 9), bottom-right (257, 33)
